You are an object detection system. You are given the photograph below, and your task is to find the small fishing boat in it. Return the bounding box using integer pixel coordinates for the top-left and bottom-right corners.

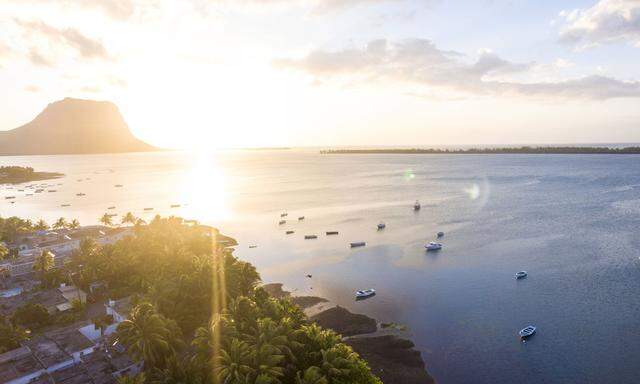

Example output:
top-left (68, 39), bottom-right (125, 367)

top-left (249, 245), bottom-right (257, 249)
top-left (298, 216), bottom-right (305, 220)
top-left (35, 189), bottom-right (44, 193)
top-left (414, 200), bottom-right (421, 210)
top-left (377, 222), bottom-right (386, 230)
top-left (437, 231), bottom-right (444, 238)
top-left (170, 204), bottom-right (181, 208)
top-left (425, 242), bottom-right (442, 251)
top-left (305, 235), bottom-right (318, 239)
top-left (355, 289), bottom-right (376, 299)
top-left (515, 271), bottom-right (528, 279)
top-left (107, 206), bottom-right (116, 210)
top-left (279, 220), bottom-right (286, 225)
top-left (286, 230), bottom-right (295, 234)
top-left (306, 274), bottom-right (312, 278)
top-left (280, 212), bottom-right (288, 217)
top-left (519, 325), bottom-right (536, 338)
top-left (326, 231), bottom-right (339, 235)
top-left (48, 190), bottom-right (56, 192)
top-left (350, 242), bottom-right (366, 248)
top-left (114, 184), bottom-right (123, 187)
top-left (61, 204), bottom-right (70, 207)
top-left (143, 207), bottom-right (153, 211)
top-left (76, 193), bottom-right (86, 196)
top-left (4, 196), bottom-right (16, 200)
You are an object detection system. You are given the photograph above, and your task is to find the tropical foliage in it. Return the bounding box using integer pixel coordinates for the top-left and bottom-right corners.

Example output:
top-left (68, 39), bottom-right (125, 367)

top-left (68, 216), bottom-right (380, 384)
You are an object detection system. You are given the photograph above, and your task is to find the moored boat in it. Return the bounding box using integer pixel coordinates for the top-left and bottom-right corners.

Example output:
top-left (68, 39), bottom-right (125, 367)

top-left (437, 231), bottom-right (444, 238)
top-left (519, 325), bottom-right (536, 338)
top-left (515, 271), bottom-right (528, 279)
top-left (279, 220), bottom-right (286, 225)
top-left (425, 242), bottom-right (442, 251)
top-left (377, 222), bottom-right (386, 230)
top-left (350, 242), bottom-right (366, 248)
top-left (326, 231), bottom-right (339, 235)
top-left (414, 200), bottom-right (421, 210)
top-left (305, 235), bottom-right (318, 239)
top-left (355, 289), bottom-right (376, 299)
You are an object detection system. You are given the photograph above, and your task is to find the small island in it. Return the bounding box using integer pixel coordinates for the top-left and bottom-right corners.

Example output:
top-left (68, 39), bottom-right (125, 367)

top-left (321, 146), bottom-right (640, 155)
top-left (0, 166), bottom-right (63, 184)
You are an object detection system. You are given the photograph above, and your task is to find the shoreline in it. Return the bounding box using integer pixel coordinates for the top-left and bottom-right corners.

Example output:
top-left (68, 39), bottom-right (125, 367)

top-left (320, 146), bottom-right (640, 155)
top-left (263, 283), bottom-right (436, 384)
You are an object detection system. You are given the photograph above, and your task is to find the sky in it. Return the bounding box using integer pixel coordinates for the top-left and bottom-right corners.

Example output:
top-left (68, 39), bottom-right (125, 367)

top-left (1, 0), bottom-right (640, 149)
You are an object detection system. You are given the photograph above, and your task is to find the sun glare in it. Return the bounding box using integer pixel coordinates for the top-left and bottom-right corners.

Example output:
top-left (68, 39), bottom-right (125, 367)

top-left (180, 153), bottom-right (231, 222)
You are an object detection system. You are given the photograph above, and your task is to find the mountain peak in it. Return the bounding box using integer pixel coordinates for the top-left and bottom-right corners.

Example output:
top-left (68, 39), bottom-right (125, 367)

top-left (0, 98), bottom-right (156, 156)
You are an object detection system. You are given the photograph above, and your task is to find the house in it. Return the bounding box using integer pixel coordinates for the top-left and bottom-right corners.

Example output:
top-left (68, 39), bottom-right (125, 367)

top-left (104, 297), bottom-right (132, 337)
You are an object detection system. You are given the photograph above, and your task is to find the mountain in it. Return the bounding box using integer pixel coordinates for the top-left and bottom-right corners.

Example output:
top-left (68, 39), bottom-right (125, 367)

top-left (0, 98), bottom-right (157, 155)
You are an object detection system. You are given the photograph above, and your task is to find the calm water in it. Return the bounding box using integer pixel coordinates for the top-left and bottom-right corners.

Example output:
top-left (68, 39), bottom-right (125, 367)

top-left (2, 150), bottom-right (640, 383)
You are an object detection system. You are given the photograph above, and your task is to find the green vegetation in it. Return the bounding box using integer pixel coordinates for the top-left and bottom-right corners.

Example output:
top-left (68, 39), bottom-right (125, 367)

top-left (0, 166), bottom-right (63, 184)
top-left (0, 317), bottom-right (29, 353)
top-left (67, 216), bottom-right (381, 384)
top-left (321, 146), bottom-right (640, 155)
top-left (0, 216), bottom-right (78, 243)
top-left (11, 303), bottom-right (50, 330)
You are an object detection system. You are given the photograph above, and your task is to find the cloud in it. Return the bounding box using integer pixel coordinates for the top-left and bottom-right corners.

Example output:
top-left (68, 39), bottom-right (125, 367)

top-left (16, 19), bottom-right (109, 62)
top-left (27, 48), bottom-right (54, 66)
top-left (559, 0), bottom-right (640, 48)
top-left (275, 38), bottom-right (640, 100)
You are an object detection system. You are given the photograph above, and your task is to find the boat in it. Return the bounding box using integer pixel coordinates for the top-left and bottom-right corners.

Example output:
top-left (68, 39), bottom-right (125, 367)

top-left (76, 193), bottom-right (86, 196)
top-left (249, 245), bottom-right (257, 249)
top-left (519, 325), bottom-right (536, 338)
top-left (515, 271), bottom-right (528, 279)
top-left (355, 289), bottom-right (376, 299)
top-left (4, 196), bottom-right (16, 199)
top-left (306, 274), bottom-right (312, 278)
top-left (143, 207), bottom-right (153, 211)
top-left (425, 242), bottom-right (442, 251)
top-left (305, 235), bottom-right (318, 239)
top-left (35, 189), bottom-right (44, 193)
top-left (298, 216), bottom-right (305, 220)
top-left (437, 231), bottom-right (444, 238)
top-left (414, 200), bottom-right (421, 210)
top-left (107, 206), bottom-right (116, 210)
top-left (280, 212), bottom-right (288, 217)
top-left (350, 242), bottom-right (366, 248)
top-left (377, 222), bottom-right (386, 230)
top-left (170, 204), bottom-right (181, 208)
top-left (279, 220), bottom-right (286, 225)
top-left (286, 230), bottom-right (295, 234)
top-left (326, 231), bottom-right (339, 235)
top-left (61, 204), bottom-right (70, 207)
top-left (48, 190), bottom-right (56, 192)
top-left (114, 184), bottom-right (123, 187)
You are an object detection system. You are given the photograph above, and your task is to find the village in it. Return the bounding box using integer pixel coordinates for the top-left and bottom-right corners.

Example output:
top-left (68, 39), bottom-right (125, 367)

top-left (0, 222), bottom-right (140, 384)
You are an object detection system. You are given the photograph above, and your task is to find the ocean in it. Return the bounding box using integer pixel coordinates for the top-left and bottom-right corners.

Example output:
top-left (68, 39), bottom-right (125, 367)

top-left (2, 150), bottom-right (640, 383)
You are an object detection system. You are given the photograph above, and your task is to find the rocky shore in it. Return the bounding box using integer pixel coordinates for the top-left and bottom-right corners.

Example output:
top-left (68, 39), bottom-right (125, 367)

top-left (263, 283), bottom-right (435, 384)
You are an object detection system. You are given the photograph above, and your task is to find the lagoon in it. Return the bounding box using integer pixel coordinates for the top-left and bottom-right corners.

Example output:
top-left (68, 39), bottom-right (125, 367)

top-left (2, 150), bottom-right (640, 383)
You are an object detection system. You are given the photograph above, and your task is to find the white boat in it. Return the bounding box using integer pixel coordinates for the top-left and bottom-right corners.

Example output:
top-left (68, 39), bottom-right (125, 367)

top-left (515, 271), bottom-right (528, 279)
top-left (377, 222), bottom-right (386, 230)
top-left (414, 200), bottom-right (421, 210)
top-left (519, 325), bottom-right (536, 338)
top-left (425, 242), bottom-right (442, 251)
top-left (437, 231), bottom-right (444, 238)
top-left (355, 289), bottom-right (376, 299)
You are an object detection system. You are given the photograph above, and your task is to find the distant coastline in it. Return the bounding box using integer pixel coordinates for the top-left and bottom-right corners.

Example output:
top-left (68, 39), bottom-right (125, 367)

top-left (0, 166), bottom-right (63, 184)
top-left (321, 146), bottom-right (640, 155)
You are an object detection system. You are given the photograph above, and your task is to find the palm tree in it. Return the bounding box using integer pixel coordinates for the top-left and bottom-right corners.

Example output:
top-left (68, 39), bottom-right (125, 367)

top-left (116, 373), bottom-right (146, 384)
top-left (296, 367), bottom-right (328, 384)
top-left (34, 219), bottom-right (49, 231)
top-left (122, 212), bottom-right (137, 226)
top-left (33, 250), bottom-right (54, 279)
top-left (215, 338), bottom-right (254, 383)
top-left (68, 219), bottom-right (80, 230)
top-left (116, 303), bottom-right (173, 368)
top-left (0, 243), bottom-right (8, 261)
top-left (53, 217), bottom-right (67, 230)
top-left (99, 213), bottom-right (113, 227)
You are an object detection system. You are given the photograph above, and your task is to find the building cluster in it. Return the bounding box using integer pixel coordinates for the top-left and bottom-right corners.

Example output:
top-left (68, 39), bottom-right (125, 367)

top-left (0, 226), bottom-right (139, 384)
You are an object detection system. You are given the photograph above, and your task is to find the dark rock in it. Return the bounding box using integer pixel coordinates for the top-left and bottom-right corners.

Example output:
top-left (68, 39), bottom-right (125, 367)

top-left (310, 305), bottom-right (377, 336)
top-left (346, 335), bottom-right (436, 384)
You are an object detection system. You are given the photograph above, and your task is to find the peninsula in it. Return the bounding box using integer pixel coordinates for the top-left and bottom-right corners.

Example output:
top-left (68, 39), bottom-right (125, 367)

top-left (0, 166), bottom-right (63, 184)
top-left (321, 146), bottom-right (640, 155)
top-left (0, 98), bottom-right (156, 156)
